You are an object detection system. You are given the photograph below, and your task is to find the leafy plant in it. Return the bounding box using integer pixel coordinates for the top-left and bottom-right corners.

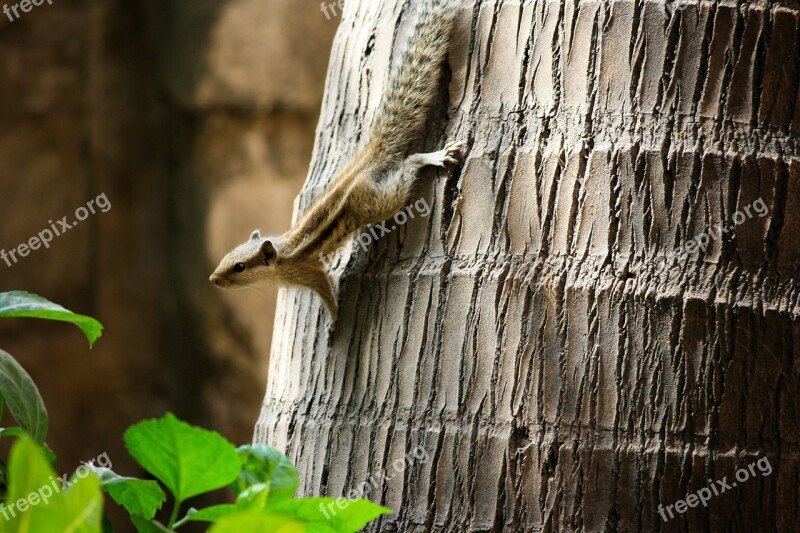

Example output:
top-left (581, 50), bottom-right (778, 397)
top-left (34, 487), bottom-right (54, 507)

top-left (0, 292), bottom-right (391, 532)
top-left (0, 438), bottom-right (104, 533)
top-left (2, 414), bottom-right (390, 532)
top-left (0, 291), bottom-right (103, 444)
top-left (0, 292), bottom-right (103, 347)
top-left (110, 413), bottom-right (390, 531)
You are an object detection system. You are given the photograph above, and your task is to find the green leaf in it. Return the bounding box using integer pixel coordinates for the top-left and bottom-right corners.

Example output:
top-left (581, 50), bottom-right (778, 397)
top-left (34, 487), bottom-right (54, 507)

top-left (0, 427), bottom-right (29, 440)
top-left (0, 291), bottom-right (103, 347)
top-left (130, 515), bottom-right (172, 533)
top-left (123, 413), bottom-right (241, 502)
top-left (181, 504), bottom-right (238, 523)
top-left (210, 511), bottom-right (306, 533)
top-left (0, 349), bottom-right (48, 442)
top-left (266, 498), bottom-right (392, 533)
top-left (56, 475), bottom-right (104, 533)
top-left (208, 498), bottom-right (390, 533)
top-left (101, 512), bottom-right (113, 533)
top-left (4, 437), bottom-right (53, 516)
top-left (92, 467), bottom-right (166, 520)
top-left (41, 444), bottom-right (58, 469)
top-left (236, 483), bottom-right (269, 511)
top-left (3, 438), bottom-right (103, 533)
top-left (234, 445), bottom-right (299, 501)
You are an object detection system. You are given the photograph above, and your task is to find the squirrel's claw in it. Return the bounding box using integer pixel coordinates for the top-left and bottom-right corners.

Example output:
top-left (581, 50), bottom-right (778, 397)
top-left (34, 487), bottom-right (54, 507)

top-left (426, 140), bottom-right (468, 168)
top-left (444, 140), bottom-right (468, 161)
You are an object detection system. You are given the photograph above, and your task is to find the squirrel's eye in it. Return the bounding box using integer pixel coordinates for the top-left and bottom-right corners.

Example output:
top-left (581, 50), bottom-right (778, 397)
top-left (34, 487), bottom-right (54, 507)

top-left (233, 263), bottom-right (246, 273)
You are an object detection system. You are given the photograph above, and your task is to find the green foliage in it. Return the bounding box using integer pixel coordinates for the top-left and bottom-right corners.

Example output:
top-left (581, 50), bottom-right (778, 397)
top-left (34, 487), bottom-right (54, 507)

top-left (0, 291), bottom-right (106, 445)
top-left (131, 514), bottom-right (171, 532)
top-left (124, 414), bottom-right (241, 528)
top-left (1, 438), bottom-right (103, 533)
top-left (205, 497), bottom-right (392, 533)
top-left (233, 444), bottom-right (299, 500)
top-left (0, 292), bottom-right (391, 531)
top-left (180, 504), bottom-right (237, 523)
top-left (0, 350), bottom-right (47, 443)
top-left (92, 468), bottom-right (166, 520)
top-left (255, 498), bottom-right (390, 533)
top-left (210, 511), bottom-right (305, 533)
top-left (124, 414), bottom-right (241, 504)
top-left (118, 415), bottom-right (390, 532)
top-left (0, 292), bottom-right (103, 347)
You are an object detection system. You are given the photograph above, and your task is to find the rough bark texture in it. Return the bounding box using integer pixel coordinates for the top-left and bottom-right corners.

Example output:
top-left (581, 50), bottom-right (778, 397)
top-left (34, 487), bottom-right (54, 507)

top-left (256, 0), bottom-right (800, 531)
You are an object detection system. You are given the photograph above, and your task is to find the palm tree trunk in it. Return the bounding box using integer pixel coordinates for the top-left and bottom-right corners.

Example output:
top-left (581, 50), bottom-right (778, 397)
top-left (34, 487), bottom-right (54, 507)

top-left (256, 0), bottom-right (800, 530)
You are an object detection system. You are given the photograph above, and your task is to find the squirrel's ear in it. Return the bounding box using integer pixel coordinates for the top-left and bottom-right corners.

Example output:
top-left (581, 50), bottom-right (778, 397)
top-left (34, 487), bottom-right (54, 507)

top-left (250, 230), bottom-right (262, 242)
top-left (261, 239), bottom-right (277, 265)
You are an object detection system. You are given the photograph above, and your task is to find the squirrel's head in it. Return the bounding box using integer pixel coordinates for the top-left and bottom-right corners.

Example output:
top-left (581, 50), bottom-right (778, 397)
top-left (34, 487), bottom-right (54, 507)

top-left (210, 230), bottom-right (279, 289)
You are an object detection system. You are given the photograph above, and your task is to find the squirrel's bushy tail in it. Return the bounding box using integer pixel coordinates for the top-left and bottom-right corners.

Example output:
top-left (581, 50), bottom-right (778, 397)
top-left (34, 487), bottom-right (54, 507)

top-left (367, 0), bottom-right (458, 162)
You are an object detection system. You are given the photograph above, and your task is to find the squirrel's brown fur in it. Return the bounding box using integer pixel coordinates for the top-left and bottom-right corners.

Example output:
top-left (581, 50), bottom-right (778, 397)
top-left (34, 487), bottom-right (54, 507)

top-left (210, 1), bottom-right (465, 328)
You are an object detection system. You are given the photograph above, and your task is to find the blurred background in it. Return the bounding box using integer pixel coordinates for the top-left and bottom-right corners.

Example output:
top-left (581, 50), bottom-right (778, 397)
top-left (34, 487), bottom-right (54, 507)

top-left (0, 0), bottom-right (337, 522)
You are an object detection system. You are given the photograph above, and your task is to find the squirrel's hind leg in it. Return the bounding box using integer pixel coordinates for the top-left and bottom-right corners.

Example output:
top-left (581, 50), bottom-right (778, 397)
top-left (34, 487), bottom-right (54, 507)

top-left (410, 140), bottom-right (468, 170)
top-left (368, 140), bottom-right (467, 215)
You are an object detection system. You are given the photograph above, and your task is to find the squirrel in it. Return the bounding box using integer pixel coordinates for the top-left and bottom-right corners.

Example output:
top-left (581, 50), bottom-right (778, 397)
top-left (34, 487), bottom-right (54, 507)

top-left (209, 0), bottom-right (465, 328)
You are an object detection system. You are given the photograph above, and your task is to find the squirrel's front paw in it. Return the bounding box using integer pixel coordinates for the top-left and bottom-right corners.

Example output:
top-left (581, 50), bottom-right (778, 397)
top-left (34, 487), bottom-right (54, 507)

top-left (426, 140), bottom-right (467, 168)
top-left (443, 140), bottom-right (467, 164)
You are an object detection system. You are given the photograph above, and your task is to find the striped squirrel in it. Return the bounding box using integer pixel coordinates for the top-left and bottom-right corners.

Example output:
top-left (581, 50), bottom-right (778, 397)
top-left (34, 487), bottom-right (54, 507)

top-left (210, 1), bottom-right (464, 327)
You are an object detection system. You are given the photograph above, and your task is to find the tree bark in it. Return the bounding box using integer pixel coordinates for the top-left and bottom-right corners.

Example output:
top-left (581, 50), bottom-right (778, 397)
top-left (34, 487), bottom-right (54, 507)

top-left (256, 0), bottom-right (800, 531)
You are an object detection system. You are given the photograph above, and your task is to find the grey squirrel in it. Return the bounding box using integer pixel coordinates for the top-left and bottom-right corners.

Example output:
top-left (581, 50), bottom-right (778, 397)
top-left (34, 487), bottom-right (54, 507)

top-left (210, 1), bottom-right (465, 327)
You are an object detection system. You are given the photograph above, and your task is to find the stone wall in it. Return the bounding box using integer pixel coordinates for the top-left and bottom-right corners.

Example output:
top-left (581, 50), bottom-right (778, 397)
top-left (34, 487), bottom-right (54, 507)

top-left (0, 0), bottom-right (336, 523)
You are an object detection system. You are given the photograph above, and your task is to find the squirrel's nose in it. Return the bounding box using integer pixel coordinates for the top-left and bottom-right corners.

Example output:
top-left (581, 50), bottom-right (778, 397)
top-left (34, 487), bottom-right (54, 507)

top-left (209, 274), bottom-right (221, 286)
